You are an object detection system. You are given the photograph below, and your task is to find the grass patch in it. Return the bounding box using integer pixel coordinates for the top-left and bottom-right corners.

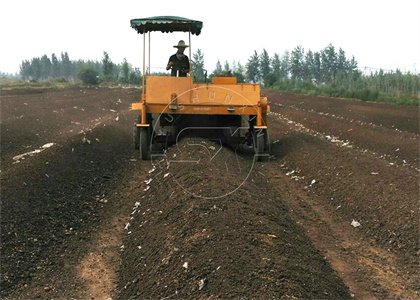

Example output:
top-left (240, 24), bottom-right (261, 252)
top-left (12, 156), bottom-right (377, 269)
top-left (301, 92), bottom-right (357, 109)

top-left (270, 80), bottom-right (419, 106)
top-left (0, 77), bottom-right (142, 96)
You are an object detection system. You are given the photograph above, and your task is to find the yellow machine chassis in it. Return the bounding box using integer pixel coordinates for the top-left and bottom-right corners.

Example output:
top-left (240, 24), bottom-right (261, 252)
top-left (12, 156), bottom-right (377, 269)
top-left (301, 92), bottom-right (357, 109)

top-left (132, 76), bottom-right (269, 128)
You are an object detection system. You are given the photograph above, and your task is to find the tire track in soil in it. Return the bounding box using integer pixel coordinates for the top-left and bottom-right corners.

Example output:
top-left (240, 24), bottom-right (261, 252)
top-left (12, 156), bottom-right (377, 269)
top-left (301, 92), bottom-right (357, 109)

top-left (77, 162), bottom-right (148, 300)
top-left (266, 164), bottom-right (417, 299)
top-left (265, 104), bottom-right (419, 299)
top-left (1, 88), bottom-right (140, 299)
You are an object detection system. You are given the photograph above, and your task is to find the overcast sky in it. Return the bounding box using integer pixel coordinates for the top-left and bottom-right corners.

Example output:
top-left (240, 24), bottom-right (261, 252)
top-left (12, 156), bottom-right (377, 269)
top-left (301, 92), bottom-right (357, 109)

top-left (0, 0), bottom-right (419, 75)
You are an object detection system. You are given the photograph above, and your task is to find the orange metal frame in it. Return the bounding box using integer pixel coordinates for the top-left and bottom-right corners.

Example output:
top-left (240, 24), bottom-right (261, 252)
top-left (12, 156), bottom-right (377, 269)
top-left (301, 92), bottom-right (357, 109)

top-left (135, 29), bottom-right (269, 128)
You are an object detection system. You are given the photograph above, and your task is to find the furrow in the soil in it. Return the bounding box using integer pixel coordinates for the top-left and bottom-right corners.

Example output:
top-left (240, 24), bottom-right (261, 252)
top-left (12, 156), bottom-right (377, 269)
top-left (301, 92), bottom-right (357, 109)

top-left (265, 102), bottom-right (419, 298)
top-left (264, 161), bottom-right (418, 300)
top-left (272, 102), bottom-right (420, 137)
top-left (2, 88), bottom-right (418, 300)
top-left (0, 88), bottom-right (139, 298)
top-left (117, 138), bottom-right (353, 299)
top-left (268, 110), bottom-right (419, 172)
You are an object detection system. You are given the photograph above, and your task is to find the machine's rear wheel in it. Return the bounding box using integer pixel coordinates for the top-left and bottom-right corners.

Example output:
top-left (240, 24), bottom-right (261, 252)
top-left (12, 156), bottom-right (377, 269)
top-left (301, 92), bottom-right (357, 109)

top-left (254, 128), bottom-right (269, 161)
top-left (256, 133), bottom-right (265, 154)
top-left (140, 127), bottom-right (151, 160)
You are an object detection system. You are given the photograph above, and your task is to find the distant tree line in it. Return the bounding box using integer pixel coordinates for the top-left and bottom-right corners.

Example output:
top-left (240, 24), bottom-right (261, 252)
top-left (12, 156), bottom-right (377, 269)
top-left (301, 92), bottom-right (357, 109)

top-left (17, 45), bottom-right (419, 104)
top-left (191, 44), bottom-right (419, 104)
top-left (19, 52), bottom-right (142, 85)
top-left (242, 44), bottom-right (419, 101)
top-left (0, 71), bottom-right (20, 78)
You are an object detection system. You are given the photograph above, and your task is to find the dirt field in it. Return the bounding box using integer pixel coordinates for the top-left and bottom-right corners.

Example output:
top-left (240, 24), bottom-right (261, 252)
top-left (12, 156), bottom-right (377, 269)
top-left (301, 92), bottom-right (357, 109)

top-left (1, 87), bottom-right (419, 299)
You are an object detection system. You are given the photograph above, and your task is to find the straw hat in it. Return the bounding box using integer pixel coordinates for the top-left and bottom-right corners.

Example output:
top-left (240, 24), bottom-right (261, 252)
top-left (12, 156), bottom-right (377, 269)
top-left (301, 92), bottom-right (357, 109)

top-left (174, 40), bottom-right (189, 48)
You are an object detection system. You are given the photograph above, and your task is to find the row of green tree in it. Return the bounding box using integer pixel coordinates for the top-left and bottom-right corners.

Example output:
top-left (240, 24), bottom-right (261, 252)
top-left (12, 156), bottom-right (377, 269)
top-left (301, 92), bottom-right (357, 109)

top-left (191, 44), bottom-right (419, 104)
top-left (19, 52), bottom-right (142, 85)
top-left (18, 45), bottom-right (419, 104)
top-left (191, 49), bottom-right (247, 83)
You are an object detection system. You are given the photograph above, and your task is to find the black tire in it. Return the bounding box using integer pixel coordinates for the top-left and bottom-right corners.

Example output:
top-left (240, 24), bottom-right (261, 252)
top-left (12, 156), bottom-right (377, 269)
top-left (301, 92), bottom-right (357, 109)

top-left (140, 127), bottom-right (151, 160)
top-left (256, 133), bottom-right (265, 155)
top-left (134, 116), bottom-right (141, 150)
top-left (254, 129), bottom-right (269, 161)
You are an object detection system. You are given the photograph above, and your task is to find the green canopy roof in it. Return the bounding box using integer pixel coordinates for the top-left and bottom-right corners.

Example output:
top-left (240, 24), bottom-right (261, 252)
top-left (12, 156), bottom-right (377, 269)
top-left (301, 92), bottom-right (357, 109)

top-left (130, 16), bottom-right (203, 35)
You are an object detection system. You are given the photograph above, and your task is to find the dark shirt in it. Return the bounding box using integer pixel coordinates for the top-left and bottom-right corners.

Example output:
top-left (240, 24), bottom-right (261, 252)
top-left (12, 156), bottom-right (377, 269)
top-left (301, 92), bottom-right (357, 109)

top-left (168, 53), bottom-right (190, 77)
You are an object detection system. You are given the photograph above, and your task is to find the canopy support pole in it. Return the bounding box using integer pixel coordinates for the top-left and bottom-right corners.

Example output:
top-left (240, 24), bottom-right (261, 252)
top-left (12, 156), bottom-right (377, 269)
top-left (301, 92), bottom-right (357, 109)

top-left (141, 29), bottom-right (147, 125)
top-left (148, 31), bottom-right (151, 76)
top-left (142, 29), bottom-right (146, 95)
top-left (189, 29), bottom-right (192, 103)
top-left (189, 30), bottom-right (191, 75)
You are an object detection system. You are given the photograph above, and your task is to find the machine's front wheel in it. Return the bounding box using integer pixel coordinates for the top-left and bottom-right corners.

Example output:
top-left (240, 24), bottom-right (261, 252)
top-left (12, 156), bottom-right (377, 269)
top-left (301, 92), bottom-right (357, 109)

top-left (133, 116), bottom-right (141, 150)
top-left (140, 127), bottom-right (151, 160)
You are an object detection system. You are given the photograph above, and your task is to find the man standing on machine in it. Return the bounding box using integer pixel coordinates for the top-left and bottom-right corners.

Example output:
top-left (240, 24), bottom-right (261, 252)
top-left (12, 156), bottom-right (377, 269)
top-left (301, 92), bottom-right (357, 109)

top-left (166, 40), bottom-right (190, 77)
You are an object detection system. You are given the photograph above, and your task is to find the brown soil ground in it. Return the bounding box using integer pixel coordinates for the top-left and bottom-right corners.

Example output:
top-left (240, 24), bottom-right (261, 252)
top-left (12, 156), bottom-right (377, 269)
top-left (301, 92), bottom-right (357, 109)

top-left (1, 88), bottom-right (418, 299)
